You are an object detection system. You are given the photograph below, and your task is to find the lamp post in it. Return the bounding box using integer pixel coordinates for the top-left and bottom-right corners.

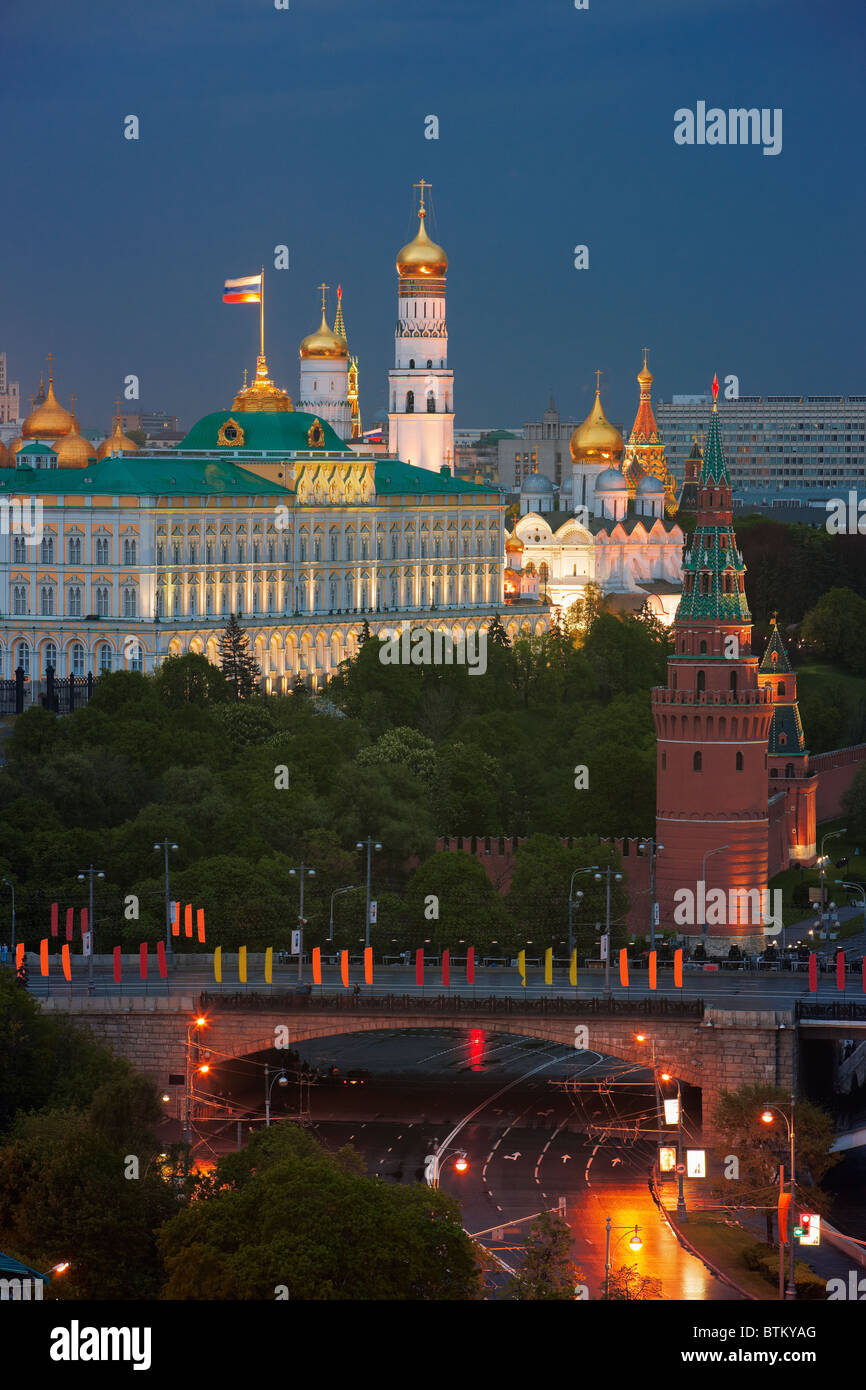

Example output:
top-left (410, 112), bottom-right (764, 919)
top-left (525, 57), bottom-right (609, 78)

top-left (428, 1139), bottom-right (469, 1188)
top-left (77, 865), bottom-right (105, 995)
top-left (818, 828), bottom-right (846, 926)
top-left (567, 865), bottom-right (597, 955)
top-left (329, 884), bottom-right (357, 943)
top-left (356, 837), bottom-right (382, 950)
top-left (154, 839), bottom-right (178, 961)
top-left (1, 877), bottom-right (15, 951)
top-left (638, 839), bottom-right (664, 952)
top-left (699, 845), bottom-right (729, 951)
top-left (264, 1062), bottom-right (289, 1127)
top-left (594, 865), bottom-right (623, 995)
top-left (635, 1033), bottom-right (664, 1152)
top-left (184, 1014), bottom-right (207, 1146)
top-left (289, 864), bottom-right (315, 983)
top-left (761, 1093), bottom-right (797, 1300)
top-left (603, 1219), bottom-right (642, 1300)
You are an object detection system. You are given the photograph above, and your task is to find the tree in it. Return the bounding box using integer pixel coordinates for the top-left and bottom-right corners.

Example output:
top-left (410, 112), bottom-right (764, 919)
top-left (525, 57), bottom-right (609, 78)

top-left (841, 763), bottom-right (866, 839)
top-left (218, 614), bottom-right (261, 700)
top-left (507, 1210), bottom-right (584, 1300)
top-left (711, 1084), bottom-right (840, 1243)
top-left (152, 652), bottom-right (230, 707)
top-left (356, 726), bottom-right (437, 786)
top-left (404, 850), bottom-right (513, 950)
top-left (564, 581), bottom-right (607, 639)
top-left (800, 587), bottom-right (866, 675)
top-left (506, 835), bottom-right (629, 952)
top-left (605, 1263), bottom-right (663, 1300)
top-left (487, 613), bottom-right (511, 649)
top-left (358, 618), bottom-right (372, 646)
top-left (157, 1123), bottom-right (480, 1299)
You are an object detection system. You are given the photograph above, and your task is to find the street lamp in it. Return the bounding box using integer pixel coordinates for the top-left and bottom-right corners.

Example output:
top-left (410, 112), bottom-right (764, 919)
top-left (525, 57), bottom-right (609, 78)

top-left (638, 839), bottom-right (664, 951)
top-left (356, 838), bottom-right (382, 950)
top-left (593, 866), bottom-right (623, 994)
top-left (77, 865), bottom-right (105, 995)
top-left (761, 1093), bottom-right (797, 1300)
top-left (428, 1140), bottom-right (469, 1187)
top-left (289, 865), bottom-right (316, 983)
top-left (699, 845), bottom-right (729, 951)
top-left (329, 884), bottom-right (357, 943)
top-left (634, 1033), bottom-right (664, 1151)
top-left (603, 1219), bottom-right (642, 1299)
top-left (264, 1062), bottom-right (289, 1127)
top-left (1, 877), bottom-right (15, 952)
top-left (184, 1015), bottom-right (207, 1146)
top-left (818, 829), bottom-right (847, 926)
top-left (154, 840), bottom-right (179, 961)
top-left (567, 865), bottom-right (597, 956)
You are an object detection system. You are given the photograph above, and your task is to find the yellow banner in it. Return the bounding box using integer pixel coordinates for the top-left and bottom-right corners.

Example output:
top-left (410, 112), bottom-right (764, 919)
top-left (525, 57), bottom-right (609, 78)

top-left (238, 945), bottom-right (247, 983)
top-left (213, 946), bottom-right (222, 983)
top-left (544, 946), bottom-right (552, 985)
top-left (518, 949), bottom-right (526, 987)
top-left (569, 949), bottom-right (577, 987)
top-left (265, 946), bottom-right (273, 984)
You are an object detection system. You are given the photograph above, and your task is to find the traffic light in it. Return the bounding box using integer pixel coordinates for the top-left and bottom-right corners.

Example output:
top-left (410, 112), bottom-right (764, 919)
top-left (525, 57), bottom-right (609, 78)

top-left (798, 1212), bottom-right (821, 1246)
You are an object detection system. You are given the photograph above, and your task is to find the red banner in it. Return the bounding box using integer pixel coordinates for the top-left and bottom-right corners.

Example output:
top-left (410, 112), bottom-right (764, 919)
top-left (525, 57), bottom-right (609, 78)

top-left (808, 953), bottom-right (817, 992)
top-left (619, 948), bottom-right (629, 988)
top-left (157, 941), bottom-right (167, 978)
top-left (312, 947), bottom-right (322, 985)
top-left (673, 949), bottom-right (683, 988)
top-left (113, 946), bottom-right (122, 984)
top-left (139, 943), bottom-right (148, 979)
top-left (65, 907), bottom-right (74, 941)
top-left (40, 939), bottom-right (49, 976)
top-left (196, 908), bottom-right (205, 944)
top-left (61, 944), bottom-right (71, 981)
top-left (778, 1190), bottom-right (792, 1244)
top-left (415, 948), bottom-right (424, 987)
top-left (648, 950), bottom-right (657, 991)
top-left (50, 902), bottom-right (58, 937)
top-left (16, 942), bottom-right (24, 970)
top-left (836, 951), bottom-right (846, 992)
top-left (466, 946), bottom-right (475, 985)
top-left (184, 904), bottom-right (193, 939)
top-left (364, 946), bottom-right (373, 985)
top-left (340, 950), bottom-right (349, 988)
top-left (442, 948), bottom-right (450, 988)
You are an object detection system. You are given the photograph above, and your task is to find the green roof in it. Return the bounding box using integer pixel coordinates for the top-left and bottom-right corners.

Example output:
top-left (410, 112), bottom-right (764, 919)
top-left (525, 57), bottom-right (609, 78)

top-left (768, 703), bottom-right (806, 756)
top-left (373, 460), bottom-right (498, 496)
top-left (178, 410), bottom-right (349, 454)
top-left (15, 440), bottom-right (56, 456)
top-left (759, 622), bottom-right (794, 674)
top-left (0, 454), bottom-right (291, 497)
top-left (700, 407), bottom-right (730, 486)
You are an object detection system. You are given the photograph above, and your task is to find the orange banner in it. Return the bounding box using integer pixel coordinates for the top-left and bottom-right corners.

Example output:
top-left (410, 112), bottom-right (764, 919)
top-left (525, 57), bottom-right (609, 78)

top-left (40, 939), bottom-right (49, 976)
top-left (15, 943), bottom-right (24, 970)
top-left (340, 949), bottom-right (349, 988)
top-left (312, 946), bottom-right (322, 985)
top-left (172, 902), bottom-right (180, 937)
top-left (61, 944), bottom-right (71, 981)
top-left (364, 946), bottom-right (373, 985)
top-left (778, 1190), bottom-right (792, 1244)
top-left (674, 948), bottom-right (683, 988)
top-left (196, 908), bottom-right (205, 944)
top-left (619, 948), bottom-right (629, 988)
top-left (184, 904), bottom-right (193, 939)
top-left (649, 950), bottom-right (657, 991)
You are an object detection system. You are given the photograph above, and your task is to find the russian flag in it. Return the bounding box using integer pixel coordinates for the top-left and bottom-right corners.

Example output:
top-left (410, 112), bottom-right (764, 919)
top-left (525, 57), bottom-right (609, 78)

top-left (224, 273), bottom-right (262, 304)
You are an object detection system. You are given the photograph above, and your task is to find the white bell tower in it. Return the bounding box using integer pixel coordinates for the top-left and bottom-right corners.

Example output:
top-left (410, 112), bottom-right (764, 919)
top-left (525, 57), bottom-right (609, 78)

top-left (387, 180), bottom-right (454, 473)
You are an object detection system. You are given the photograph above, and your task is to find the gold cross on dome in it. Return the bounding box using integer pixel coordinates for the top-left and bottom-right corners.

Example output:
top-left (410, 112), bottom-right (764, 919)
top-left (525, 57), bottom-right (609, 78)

top-left (414, 178), bottom-right (431, 213)
top-left (70, 393), bottom-right (77, 411)
top-left (46, 351), bottom-right (55, 382)
top-left (317, 282), bottom-right (329, 312)
top-left (595, 368), bottom-right (602, 393)
top-left (770, 609), bottom-right (778, 626)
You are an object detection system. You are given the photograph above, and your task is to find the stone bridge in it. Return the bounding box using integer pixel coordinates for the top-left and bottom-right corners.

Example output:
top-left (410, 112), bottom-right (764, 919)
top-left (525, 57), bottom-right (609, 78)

top-left (41, 993), bottom-right (800, 1138)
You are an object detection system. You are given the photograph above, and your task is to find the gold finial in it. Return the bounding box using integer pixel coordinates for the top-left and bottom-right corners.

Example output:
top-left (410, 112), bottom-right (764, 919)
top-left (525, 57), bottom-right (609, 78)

top-left (243, 367), bottom-right (248, 389)
top-left (46, 351), bottom-right (55, 385)
top-left (642, 347), bottom-right (649, 369)
top-left (28, 393), bottom-right (35, 409)
top-left (594, 368), bottom-right (602, 394)
top-left (770, 609), bottom-right (778, 627)
top-left (413, 178), bottom-right (431, 215)
top-left (317, 281), bottom-right (329, 313)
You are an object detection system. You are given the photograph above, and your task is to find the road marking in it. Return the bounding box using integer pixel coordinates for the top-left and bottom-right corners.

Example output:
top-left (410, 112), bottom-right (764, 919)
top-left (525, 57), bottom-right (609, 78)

top-left (504, 1152), bottom-right (521, 1161)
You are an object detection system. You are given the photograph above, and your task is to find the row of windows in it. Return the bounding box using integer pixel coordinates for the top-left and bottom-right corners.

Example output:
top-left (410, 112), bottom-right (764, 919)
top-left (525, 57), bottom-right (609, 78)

top-left (12, 585), bottom-right (137, 617)
top-left (12, 536), bottom-right (137, 565)
top-left (157, 572), bottom-right (491, 617)
top-left (153, 534), bottom-right (495, 566)
top-left (7, 641), bottom-right (142, 676)
top-left (661, 748), bottom-right (797, 778)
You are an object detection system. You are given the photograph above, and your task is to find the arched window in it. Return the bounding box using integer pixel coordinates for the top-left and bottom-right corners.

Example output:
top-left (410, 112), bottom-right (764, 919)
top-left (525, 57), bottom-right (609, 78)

top-left (406, 389), bottom-right (415, 413)
top-left (127, 641), bottom-right (143, 673)
top-left (98, 643), bottom-right (112, 673)
top-left (729, 671), bottom-right (738, 695)
top-left (96, 586), bottom-right (110, 617)
top-left (67, 535), bottom-right (82, 564)
top-left (122, 587), bottom-right (137, 618)
top-left (44, 642), bottom-right (57, 673)
top-left (697, 670), bottom-right (706, 694)
top-left (39, 586), bottom-right (54, 615)
top-left (40, 535), bottom-right (55, 563)
top-left (95, 536), bottom-right (109, 564)
top-left (736, 751), bottom-right (743, 771)
top-left (785, 762), bottom-right (795, 778)
top-left (426, 391), bottom-right (435, 413)
top-left (70, 642), bottom-right (85, 676)
top-left (16, 642), bottom-right (30, 675)
top-left (67, 585), bottom-right (82, 617)
top-left (699, 639), bottom-right (707, 654)
top-left (123, 537), bottom-right (137, 564)
top-left (693, 751), bottom-right (702, 772)
top-left (408, 359), bottom-right (415, 369)
top-left (672, 670), bottom-right (677, 690)
top-left (13, 584), bottom-right (27, 615)
top-left (778, 681), bottom-right (786, 697)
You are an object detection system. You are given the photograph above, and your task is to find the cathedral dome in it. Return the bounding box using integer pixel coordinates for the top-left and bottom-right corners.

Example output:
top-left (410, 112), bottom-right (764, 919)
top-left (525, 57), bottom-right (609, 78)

top-left (97, 417), bottom-right (140, 460)
top-left (232, 354), bottom-right (293, 412)
top-left (594, 466), bottom-right (628, 492)
top-left (521, 472), bottom-right (554, 494)
top-left (22, 373), bottom-right (76, 440)
top-left (505, 528), bottom-right (524, 554)
top-left (570, 385), bottom-right (623, 462)
top-left (54, 422), bottom-right (95, 468)
top-left (396, 209), bottom-right (448, 278)
top-left (300, 309), bottom-right (347, 360)
top-left (637, 472), bottom-right (664, 494)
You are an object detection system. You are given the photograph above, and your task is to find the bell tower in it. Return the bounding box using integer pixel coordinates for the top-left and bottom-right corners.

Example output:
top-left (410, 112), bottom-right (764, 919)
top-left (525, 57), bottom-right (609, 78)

top-left (652, 375), bottom-right (775, 943)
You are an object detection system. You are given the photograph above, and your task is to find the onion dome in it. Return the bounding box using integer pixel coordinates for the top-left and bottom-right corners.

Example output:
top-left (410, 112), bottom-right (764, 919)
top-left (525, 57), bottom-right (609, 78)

top-left (594, 466), bottom-right (628, 492)
top-left (54, 421), bottom-right (95, 468)
top-left (520, 472), bottom-right (555, 494)
top-left (505, 527), bottom-right (524, 556)
top-left (10, 435), bottom-right (25, 456)
top-left (232, 353), bottom-right (293, 413)
top-left (97, 415), bottom-right (140, 459)
top-left (570, 382), bottom-right (623, 462)
top-left (22, 366), bottom-right (76, 440)
top-left (397, 205), bottom-right (447, 278)
top-left (637, 473), bottom-right (664, 494)
top-left (300, 309), bottom-right (347, 360)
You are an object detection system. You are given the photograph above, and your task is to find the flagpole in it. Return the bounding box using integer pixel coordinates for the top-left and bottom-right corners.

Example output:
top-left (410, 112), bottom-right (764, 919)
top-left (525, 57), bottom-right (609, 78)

top-left (260, 265), bottom-right (265, 358)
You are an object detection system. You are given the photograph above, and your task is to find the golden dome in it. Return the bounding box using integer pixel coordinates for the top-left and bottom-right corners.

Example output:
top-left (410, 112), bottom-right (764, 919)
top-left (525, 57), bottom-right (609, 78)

top-left (569, 383), bottom-right (624, 462)
top-left (299, 309), bottom-right (347, 360)
top-left (10, 435), bottom-right (25, 456)
top-left (232, 354), bottom-right (294, 413)
top-left (505, 529), bottom-right (524, 553)
top-left (637, 348), bottom-right (653, 389)
top-left (54, 422), bottom-right (95, 468)
top-left (396, 208), bottom-right (448, 278)
top-left (0, 439), bottom-right (10, 467)
top-left (22, 370), bottom-right (77, 440)
top-left (97, 416), bottom-right (140, 460)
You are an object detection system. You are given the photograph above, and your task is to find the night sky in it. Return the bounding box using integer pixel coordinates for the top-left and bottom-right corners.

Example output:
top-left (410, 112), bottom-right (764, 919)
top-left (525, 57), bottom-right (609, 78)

top-left (2, 0), bottom-right (863, 436)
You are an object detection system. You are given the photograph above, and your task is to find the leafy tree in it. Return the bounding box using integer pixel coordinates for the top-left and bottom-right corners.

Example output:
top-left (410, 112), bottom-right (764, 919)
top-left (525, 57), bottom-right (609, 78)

top-left (841, 763), bottom-right (866, 839)
top-left (605, 1263), bottom-right (663, 1300)
top-left (487, 613), bottom-right (511, 649)
top-left (358, 619), bottom-right (372, 646)
top-left (431, 741), bottom-right (512, 835)
top-left (506, 835), bottom-right (629, 952)
top-left (356, 727), bottom-right (437, 786)
top-left (565, 581), bottom-right (607, 639)
top-left (507, 1210), bottom-right (584, 1300)
top-left (218, 614), bottom-right (261, 699)
top-left (157, 1122), bottom-right (480, 1299)
top-left (152, 653), bottom-right (230, 707)
top-left (800, 588), bottom-right (866, 675)
top-left (404, 850), bottom-right (513, 950)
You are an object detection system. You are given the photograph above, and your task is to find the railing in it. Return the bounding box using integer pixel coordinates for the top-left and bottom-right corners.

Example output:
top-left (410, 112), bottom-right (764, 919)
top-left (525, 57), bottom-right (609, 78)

top-left (197, 991), bottom-right (704, 1019)
top-left (795, 1001), bottom-right (866, 1022)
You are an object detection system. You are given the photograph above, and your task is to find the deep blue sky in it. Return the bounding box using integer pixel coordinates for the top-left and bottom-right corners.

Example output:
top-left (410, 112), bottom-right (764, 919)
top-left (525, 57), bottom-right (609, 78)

top-left (2, 0), bottom-right (863, 436)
